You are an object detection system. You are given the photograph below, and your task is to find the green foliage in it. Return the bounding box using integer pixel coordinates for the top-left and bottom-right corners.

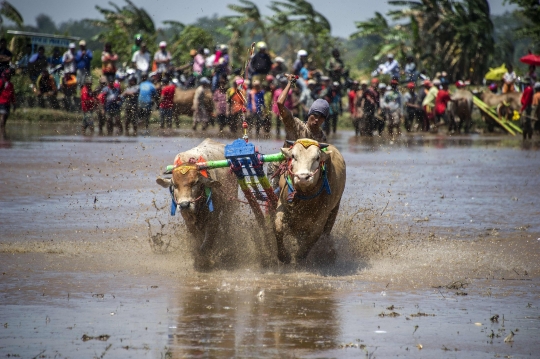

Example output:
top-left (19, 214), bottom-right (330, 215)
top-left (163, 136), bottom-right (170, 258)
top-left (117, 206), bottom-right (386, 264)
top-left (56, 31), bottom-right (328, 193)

top-left (352, 0), bottom-right (495, 83)
top-left (504, 0), bottom-right (540, 51)
top-left (0, 1), bottom-right (23, 27)
top-left (86, 0), bottom-right (158, 63)
top-left (168, 25), bottom-right (214, 65)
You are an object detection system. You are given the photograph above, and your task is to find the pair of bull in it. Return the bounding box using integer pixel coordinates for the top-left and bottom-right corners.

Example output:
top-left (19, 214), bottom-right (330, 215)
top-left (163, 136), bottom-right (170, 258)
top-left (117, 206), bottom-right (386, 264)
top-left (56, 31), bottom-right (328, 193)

top-left (156, 138), bottom-right (346, 269)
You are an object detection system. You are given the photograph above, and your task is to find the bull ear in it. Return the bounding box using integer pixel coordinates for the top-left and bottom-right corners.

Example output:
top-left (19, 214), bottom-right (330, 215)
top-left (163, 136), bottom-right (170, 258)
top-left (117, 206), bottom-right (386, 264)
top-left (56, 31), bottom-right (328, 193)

top-left (285, 140), bottom-right (295, 147)
top-left (320, 151), bottom-right (332, 162)
top-left (156, 177), bottom-right (172, 188)
top-left (319, 143), bottom-right (330, 149)
top-left (199, 176), bottom-right (222, 188)
top-left (281, 147), bottom-right (292, 158)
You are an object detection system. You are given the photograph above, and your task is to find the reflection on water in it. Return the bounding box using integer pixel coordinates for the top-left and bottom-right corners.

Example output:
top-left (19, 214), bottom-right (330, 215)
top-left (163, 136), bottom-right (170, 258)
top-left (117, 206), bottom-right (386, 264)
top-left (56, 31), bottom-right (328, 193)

top-left (169, 278), bottom-right (338, 357)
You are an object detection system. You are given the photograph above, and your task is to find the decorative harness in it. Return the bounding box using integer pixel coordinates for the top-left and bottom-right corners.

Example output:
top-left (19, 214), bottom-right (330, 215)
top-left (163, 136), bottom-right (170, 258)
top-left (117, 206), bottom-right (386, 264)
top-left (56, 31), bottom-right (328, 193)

top-left (169, 157), bottom-right (214, 216)
top-left (284, 139), bottom-right (331, 202)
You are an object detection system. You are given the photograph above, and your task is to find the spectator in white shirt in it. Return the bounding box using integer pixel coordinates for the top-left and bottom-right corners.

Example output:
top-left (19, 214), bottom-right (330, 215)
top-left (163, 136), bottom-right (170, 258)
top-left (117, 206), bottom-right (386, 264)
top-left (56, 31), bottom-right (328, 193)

top-left (502, 64), bottom-right (517, 93)
top-left (154, 41), bottom-right (172, 74)
top-left (131, 42), bottom-right (150, 82)
top-left (62, 43), bottom-right (77, 75)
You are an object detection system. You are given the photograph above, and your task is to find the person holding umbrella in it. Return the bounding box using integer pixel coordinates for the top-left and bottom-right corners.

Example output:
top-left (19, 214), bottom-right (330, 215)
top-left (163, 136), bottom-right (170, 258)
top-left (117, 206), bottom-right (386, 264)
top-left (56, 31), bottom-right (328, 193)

top-left (520, 52), bottom-right (540, 85)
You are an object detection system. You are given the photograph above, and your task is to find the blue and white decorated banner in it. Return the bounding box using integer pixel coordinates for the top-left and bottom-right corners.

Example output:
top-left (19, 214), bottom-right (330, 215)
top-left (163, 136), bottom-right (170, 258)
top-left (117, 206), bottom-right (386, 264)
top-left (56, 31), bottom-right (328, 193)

top-left (31, 36), bottom-right (72, 48)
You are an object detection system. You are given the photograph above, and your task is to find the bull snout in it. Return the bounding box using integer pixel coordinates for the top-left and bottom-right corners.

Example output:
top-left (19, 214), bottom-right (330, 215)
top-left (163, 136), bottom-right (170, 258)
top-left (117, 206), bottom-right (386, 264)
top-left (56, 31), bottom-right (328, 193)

top-left (295, 172), bottom-right (314, 182)
top-left (179, 201), bottom-right (191, 210)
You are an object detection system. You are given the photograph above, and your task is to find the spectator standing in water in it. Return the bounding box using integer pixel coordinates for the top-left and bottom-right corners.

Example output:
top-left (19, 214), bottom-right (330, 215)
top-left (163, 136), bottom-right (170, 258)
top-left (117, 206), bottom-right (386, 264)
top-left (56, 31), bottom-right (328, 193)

top-left (138, 72), bottom-right (156, 131)
top-left (80, 77), bottom-right (97, 135)
top-left (159, 75), bottom-right (175, 129)
top-left (0, 70), bottom-right (16, 133)
top-left (131, 42), bottom-right (150, 83)
top-left (381, 79), bottom-right (403, 135)
top-left (192, 48), bottom-right (206, 83)
top-left (361, 78), bottom-right (381, 136)
top-left (121, 75), bottom-right (140, 135)
top-left (192, 77), bottom-right (212, 130)
top-left (101, 43), bottom-right (118, 78)
top-left (36, 68), bottom-right (58, 109)
top-left (322, 81), bottom-right (342, 134)
top-left (101, 75), bottom-right (123, 135)
top-left (422, 79), bottom-right (439, 131)
top-left (227, 77), bottom-right (246, 133)
top-left (403, 82), bottom-right (422, 132)
top-left (250, 80), bottom-right (269, 135)
top-left (75, 40), bottom-right (93, 88)
top-left (212, 45), bottom-right (229, 92)
top-left (154, 41), bottom-right (172, 74)
top-left (213, 74), bottom-right (228, 132)
top-left (434, 79), bottom-right (451, 131)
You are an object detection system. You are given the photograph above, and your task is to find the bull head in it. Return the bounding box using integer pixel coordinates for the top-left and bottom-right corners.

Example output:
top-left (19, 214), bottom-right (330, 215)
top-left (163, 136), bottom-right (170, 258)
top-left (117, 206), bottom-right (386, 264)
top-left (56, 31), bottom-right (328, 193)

top-left (281, 139), bottom-right (332, 191)
top-left (285, 139), bottom-right (329, 149)
top-left (156, 163), bottom-right (220, 216)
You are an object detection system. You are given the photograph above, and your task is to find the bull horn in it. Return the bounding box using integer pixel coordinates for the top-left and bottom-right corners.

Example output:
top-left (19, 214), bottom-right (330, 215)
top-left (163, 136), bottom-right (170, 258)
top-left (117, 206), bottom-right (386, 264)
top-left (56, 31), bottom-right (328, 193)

top-left (319, 143), bottom-right (330, 149)
top-left (285, 140), bottom-right (295, 147)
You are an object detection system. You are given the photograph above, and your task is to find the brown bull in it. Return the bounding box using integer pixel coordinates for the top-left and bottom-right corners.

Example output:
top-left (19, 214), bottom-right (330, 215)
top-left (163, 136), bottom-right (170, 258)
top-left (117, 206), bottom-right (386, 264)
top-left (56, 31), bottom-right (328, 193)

top-left (173, 88), bottom-right (213, 117)
top-left (480, 92), bottom-right (521, 132)
top-left (449, 89), bottom-right (473, 133)
top-left (155, 138), bottom-right (238, 269)
top-left (274, 139), bottom-right (346, 264)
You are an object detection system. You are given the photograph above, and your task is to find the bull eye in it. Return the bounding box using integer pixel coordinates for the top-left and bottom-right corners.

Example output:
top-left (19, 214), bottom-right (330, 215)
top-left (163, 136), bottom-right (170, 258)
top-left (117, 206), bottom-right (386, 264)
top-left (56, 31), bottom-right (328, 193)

top-left (292, 154), bottom-right (295, 160)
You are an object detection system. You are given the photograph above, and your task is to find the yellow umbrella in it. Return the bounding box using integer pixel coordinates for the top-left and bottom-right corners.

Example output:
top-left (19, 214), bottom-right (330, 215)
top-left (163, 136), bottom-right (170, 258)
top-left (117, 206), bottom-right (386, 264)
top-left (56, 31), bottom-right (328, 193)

top-left (484, 64), bottom-right (507, 81)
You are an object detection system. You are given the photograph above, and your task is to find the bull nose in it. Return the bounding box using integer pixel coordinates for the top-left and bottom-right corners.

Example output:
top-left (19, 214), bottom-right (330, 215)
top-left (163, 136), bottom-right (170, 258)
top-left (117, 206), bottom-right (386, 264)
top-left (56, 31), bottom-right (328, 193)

top-left (179, 201), bottom-right (191, 209)
top-left (296, 173), bottom-right (312, 181)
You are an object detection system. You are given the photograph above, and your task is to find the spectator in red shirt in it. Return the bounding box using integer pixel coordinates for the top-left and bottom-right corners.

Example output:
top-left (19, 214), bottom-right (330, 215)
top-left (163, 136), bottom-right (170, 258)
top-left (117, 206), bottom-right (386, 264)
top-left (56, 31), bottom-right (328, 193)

top-left (434, 79), bottom-right (451, 131)
top-left (81, 77), bottom-right (97, 134)
top-left (348, 81), bottom-right (358, 115)
top-left (159, 76), bottom-right (176, 128)
top-left (0, 69), bottom-right (16, 132)
top-left (520, 77), bottom-right (533, 115)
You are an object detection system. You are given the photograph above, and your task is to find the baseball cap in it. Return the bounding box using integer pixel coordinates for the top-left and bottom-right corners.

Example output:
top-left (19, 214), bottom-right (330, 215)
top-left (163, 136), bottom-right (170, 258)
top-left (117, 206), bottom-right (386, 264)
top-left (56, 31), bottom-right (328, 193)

top-left (79, 40), bottom-right (86, 46)
top-left (159, 41), bottom-right (167, 47)
top-left (69, 43), bottom-right (76, 49)
top-left (407, 82), bottom-right (415, 89)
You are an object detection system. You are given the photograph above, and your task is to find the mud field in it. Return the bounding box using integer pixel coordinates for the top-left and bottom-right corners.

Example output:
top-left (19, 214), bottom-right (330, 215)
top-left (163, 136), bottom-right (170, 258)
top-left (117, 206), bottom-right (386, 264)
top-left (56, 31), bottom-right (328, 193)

top-left (1, 123), bottom-right (540, 358)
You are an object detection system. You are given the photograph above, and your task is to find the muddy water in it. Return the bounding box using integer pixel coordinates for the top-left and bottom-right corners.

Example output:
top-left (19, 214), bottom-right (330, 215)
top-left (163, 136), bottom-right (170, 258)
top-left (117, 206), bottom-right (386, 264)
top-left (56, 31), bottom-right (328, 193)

top-left (1, 123), bottom-right (540, 358)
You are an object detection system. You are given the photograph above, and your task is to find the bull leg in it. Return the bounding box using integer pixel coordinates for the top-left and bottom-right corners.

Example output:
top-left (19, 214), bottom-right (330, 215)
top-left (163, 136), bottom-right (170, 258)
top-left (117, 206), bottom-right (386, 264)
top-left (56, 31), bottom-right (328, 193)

top-left (274, 209), bottom-right (291, 264)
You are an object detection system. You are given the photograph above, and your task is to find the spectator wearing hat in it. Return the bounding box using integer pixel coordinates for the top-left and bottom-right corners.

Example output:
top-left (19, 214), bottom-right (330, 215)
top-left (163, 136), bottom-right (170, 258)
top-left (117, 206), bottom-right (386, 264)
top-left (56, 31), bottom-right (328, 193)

top-left (0, 38), bottom-right (12, 76)
top-left (348, 81), bottom-right (359, 116)
top-left (81, 76), bottom-right (97, 135)
top-left (226, 77), bottom-right (246, 133)
top-left (137, 72), bottom-right (156, 131)
top-left (121, 76), bottom-right (140, 134)
top-left (502, 64), bottom-right (517, 94)
top-left (0, 69), bottom-right (15, 132)
top-left (192, 77), bottom-right (212, 130)
top-left (403, 55), bottom-right (418, 83)
top-left (381, 79), bottom-right (402, 135)
top-left (75, 40), bottom-right (93, 88)
top-left (434, 79), bottom-right (451, 132)
top-left (403, 82), bottom-right (422, 132)
top-left (379, 53), bottom-right (400, 80)
top-left (132, 34), bottom-right (143, 56)
top-left (293, 50), bottom-right (308, 78)
top-left (62, 43), bottom-right (76, 79)
top-left (131, 42), bottom-right (150, 83)
top-left (250, 42), bottom-right (272, 85)
top-left (359, 78), bottom-right (381, 136)
top-left (520, 77), bottom-right (533, 117)
top-left (212, 74), bottom-right (229, 131)
top-left (192, 48), bottom-right (206, 80)
top-left (321, 81), bottom-right (342, 134)
top-left (300, 79), bottom-right (316, 121)
top-left (100, 75), bottom-right (123, 135)
top-left (212, 45), bottom-right (229, 92)
top-left (159, 75), bottom-right (176, 129)
top-left (101, 43), bottom-right (118, 77)
top-left (422, 79), bottom-right (439, 131)
top-left (154, 41), bottom-right (172, 74)
top-left (271, 57), bottom-right (286, 77)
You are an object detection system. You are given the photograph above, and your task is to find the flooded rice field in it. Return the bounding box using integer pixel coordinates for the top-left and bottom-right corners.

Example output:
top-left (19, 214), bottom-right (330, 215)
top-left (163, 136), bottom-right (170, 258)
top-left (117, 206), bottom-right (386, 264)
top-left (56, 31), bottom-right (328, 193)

top-left (1, 122), bottom-right (540, 358)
